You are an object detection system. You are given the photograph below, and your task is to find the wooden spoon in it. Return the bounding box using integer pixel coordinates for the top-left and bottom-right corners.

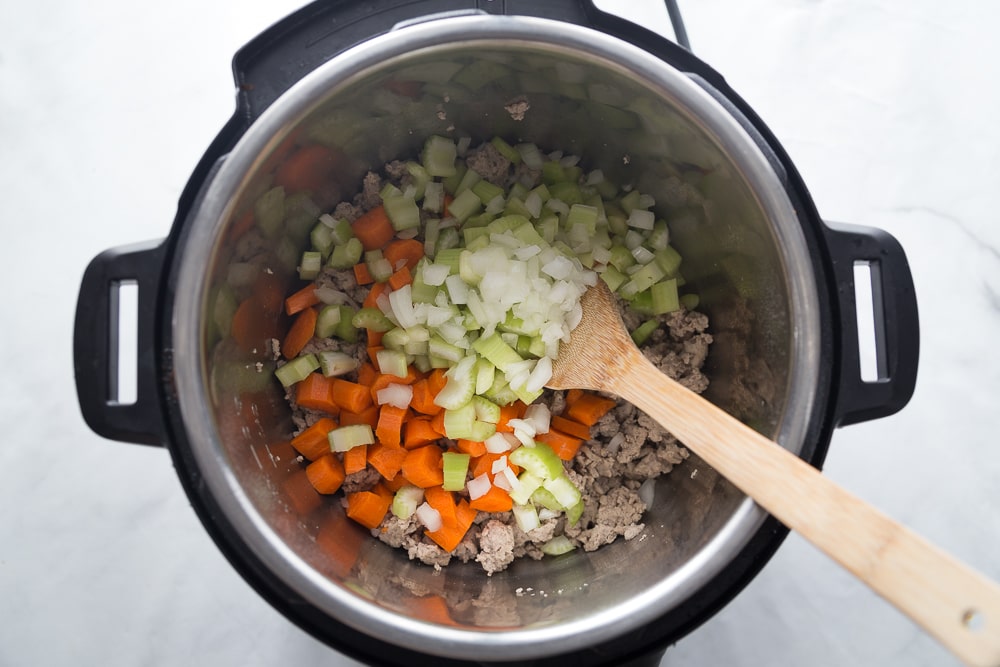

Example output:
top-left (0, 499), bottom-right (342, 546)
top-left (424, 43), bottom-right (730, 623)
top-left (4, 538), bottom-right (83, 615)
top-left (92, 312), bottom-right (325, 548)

top-left (547, 280), bottom-right (1000, 667)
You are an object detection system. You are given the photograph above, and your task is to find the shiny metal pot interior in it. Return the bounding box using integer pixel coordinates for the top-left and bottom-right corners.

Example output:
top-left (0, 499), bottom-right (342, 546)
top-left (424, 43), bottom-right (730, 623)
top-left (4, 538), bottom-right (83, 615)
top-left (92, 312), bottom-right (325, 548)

top-left (171, 14), bottom-right (821, 662)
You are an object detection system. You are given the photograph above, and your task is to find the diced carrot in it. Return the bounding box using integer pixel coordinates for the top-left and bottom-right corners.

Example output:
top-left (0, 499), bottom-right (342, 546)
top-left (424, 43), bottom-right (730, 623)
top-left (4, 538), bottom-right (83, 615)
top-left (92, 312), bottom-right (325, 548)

top-left (254, 271), bottom-right (288, 316)
top-left (285, 283), bottom-right (320, 316)
top-left (535, 429), bottom-right (584, 461)
top-left (370, 481), bottom-right (393, 501)
top-left (282, 307), bottom-right (318, 359)
top-left (281, 471), bottom-right (322, 515)
top-left (469, 484), bottom-right (513, 513)
top-left (367, 442), bottom-right (407, 480)
top-left (290, 416), bottom-right (337, 461)
top-left (330, 379), bottom-right (373, 413)
top-left (367, 329), bottom-right (384, 348)
top-left (426, 368), bottom-right (449, 397)
top-left (564, 392), bottom-right (617, 427)
top-left (375, 404), bottom-right (408, 448)
top-left (455, 439), bottom-right (487, 457)
top-left (367, 346), bottom-right (385, 372)
top-left (496, 402), bottom-right (528, 433)
top-left (316, 512), bottom-right (365, 578)
top-left (443, 194), bottom-right (454, 218)
top-left (409, 380), bottom-right (441, 416)
top-left (387, 266), bottom-right (413, 290)
top-left (565, 388), bottom-right (585, 405)
top-left (274, 144), bottom-right (341, 195)
top-left (425, 498), bottom-right (475, 552)
top-left (471, 453), bottom-right (520, 480)
top-left (227, 208), bottom-right (256, 243)
top-left (345, 490), bottom-right (391, 529)
top-left (231, 297), bottom-right (279, 352)
top-left (357, 362), bottom-right (378, 387)
top-left (404, 595), bottom-right (457, 626)
top-left (340, 405), bottom-right (379, 429)
top-left (382, 473), bottom-right (411, 493)
top-left (430, 410), bottom-right (447, 437)
top-left (550, 415), bottom-right (592, 441)
top-left (351, 205), bottom-right (395, 252)
top-left (295, 373), bottom-right (339, 415)
top-left (403, 418), bottom-right (440, 449)
top-left (383, 238), bottom-right (424, 272)
top-left (363, 281), bottom-right (391, 310)
top-left (423, 485), bottom-right (457, 525)
top-left (353, 263), bottom-right (374, 286)
top-left (401, 445), bottom-right (444, 488)
top-left (343, 444), bottom-right (368, 474)
top-left (306, 453), bottom-right (346, 494)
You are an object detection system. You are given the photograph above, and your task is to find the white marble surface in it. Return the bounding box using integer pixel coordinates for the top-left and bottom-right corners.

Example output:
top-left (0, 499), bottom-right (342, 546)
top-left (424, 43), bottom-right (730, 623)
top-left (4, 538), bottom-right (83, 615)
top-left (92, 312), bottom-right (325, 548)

top-left (2, 1), bottom-right (998, 666)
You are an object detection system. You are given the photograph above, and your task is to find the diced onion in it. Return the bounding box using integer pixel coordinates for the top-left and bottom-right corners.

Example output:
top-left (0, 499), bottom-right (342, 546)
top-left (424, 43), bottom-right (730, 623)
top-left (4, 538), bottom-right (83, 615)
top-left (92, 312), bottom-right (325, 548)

top-left (416, 502), bottom-right (442, 532)
top-left (485, 432), bottom-right (516, 454)
top-left (522, 403), bottom-right (551, 434)
top-left (491, 455), bottom-right (509, 475)
top-left (376, 383), bottom-right (413, 409)
top-left (638, 478), bottom-right (656, 510)
top-left (467, 473), bottom-right (492, 501)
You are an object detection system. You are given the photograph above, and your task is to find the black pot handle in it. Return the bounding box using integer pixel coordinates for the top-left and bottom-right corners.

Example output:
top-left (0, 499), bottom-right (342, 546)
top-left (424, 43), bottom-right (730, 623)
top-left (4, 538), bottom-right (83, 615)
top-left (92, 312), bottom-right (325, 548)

top-left (74, 240), bottom-right (169, 446)
top-left (823, 222), bottom-right (919, 427)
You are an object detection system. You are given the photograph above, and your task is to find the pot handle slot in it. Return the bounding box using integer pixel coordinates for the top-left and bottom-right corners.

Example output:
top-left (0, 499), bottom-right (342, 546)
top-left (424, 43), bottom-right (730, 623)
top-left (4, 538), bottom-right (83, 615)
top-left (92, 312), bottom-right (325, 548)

top-left (823, 222), bottom-right (919, 427)
top-left (74, 240), bottom-right (169, 446)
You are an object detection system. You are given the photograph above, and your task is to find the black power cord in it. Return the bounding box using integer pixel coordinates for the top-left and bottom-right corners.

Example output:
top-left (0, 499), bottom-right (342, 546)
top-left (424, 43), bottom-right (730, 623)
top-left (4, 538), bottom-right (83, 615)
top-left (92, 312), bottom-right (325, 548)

top-left (664, 0), bottom-right (691, 49)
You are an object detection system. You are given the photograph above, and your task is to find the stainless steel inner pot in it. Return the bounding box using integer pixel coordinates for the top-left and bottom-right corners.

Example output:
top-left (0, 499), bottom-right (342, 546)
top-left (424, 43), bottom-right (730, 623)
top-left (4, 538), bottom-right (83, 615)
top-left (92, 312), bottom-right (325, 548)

top-left (172, 14), bottom-right (820, 661)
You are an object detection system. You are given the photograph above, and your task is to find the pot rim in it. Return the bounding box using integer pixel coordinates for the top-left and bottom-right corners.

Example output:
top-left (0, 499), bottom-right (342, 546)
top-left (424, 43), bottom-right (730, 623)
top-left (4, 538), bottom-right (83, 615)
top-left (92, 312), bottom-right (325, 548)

top-left (172, 13), bottom-right (821, 660)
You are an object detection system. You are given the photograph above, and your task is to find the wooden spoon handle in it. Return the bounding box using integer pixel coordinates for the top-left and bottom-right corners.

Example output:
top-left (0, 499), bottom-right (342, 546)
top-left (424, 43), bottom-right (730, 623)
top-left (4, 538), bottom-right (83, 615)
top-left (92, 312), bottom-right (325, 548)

top-left (613, 349), bottom-right (1000, 667)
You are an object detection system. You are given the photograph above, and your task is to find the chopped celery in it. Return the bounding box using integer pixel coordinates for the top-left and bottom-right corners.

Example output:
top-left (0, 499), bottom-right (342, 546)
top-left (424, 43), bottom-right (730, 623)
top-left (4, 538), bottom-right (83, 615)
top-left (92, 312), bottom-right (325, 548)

top-left (421, 135), bottom-right (457, 177)
top-left (443, 402), bottom-right (476, 438)
top-left (392, 485), bottom-right (424, 520)
top-left (384, 195), bottom-right (421, 231)
top-left (333, 305), bottom-right (358, 343)
top-left (599, 264), bottom-right (628, 293)
top-left (274, 354), bottom-right (319, 387)
top-left (475, 358), bottom-right (496, 395)
top-left (540, 535), bottom-right (576, 556)
top-left (327, 237), bottom-right (363, 269)
top-left (447, 188), bottom-right (482, 223)
top-left (566, 204), bottom-right (599, 232)
top-left (435, 371), bottom-right (476, 411)
top-left (376, 349), bottom-right (408, 378)
top-left (509, 471), bottom-right (544, 505)
top-left (423, 217), bottom-right (442, 257)
top-left (509, 442), bottom-right (563, 480)
top-left (472, 333), bottom-right (523, 372)
top-left (469, 419), bottom-right (497, 442)
top-left (454, 167), bottom-right (482, 195)
top-left (442, 452), bottom-right (471, 492)
top-left (543, 474), bottom-right (582, 509)
top-left (325, 216), bottom-right (354, 245)
top-left (490, 136), bottom-right (521, 164)
top-left (310, 222), bottom-right (335, 259)
top-left (351, 307), bottom-right (394, 332)
top-left (530, 486), bottom-right (564, 512)
top-left (654, 245), bottom-right (683, 277)
top-left (315, 304), bottom-right (343, 338)
top-left (680, 293), bottom-right (700, 310)
top-left (472, 180), bottom-right (505, 205)
top-left (317, 351), bottom-right (358, 377)
top-left (630, 319), bottom-right (659, 346)
top-left (565, 499), bottom-right (584, 526)
top-left (512, 502), bottom-right (540, 532)
top-left (471, 395), bottom-right (501, 424)
top-left (254, 186), bottom-right (285, 238)
top-left (299, 250), bottom-right (323, 280)
top-left (650, 278), bottom-right (680, 315)
top-left (428, 335), bottom-right (465, 363)
top-left (423, 181), bottom-right (445, 213)
top-left (328, 424), bottom-right (375, 452)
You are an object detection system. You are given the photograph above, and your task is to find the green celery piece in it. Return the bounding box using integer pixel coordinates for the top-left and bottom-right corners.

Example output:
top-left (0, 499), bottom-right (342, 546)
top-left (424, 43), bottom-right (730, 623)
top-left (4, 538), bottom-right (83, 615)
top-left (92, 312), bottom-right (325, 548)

top-left (650, 278), bottom-right (680, 315)
top-left (327, 237), bottom-right (363, 269)
top-left (328, 424), bottom-right (375, 452)
top-left (530, 486), bottom-right (564, 512)
top-left (351, 307), bottom-right (395, 332)
top-left (509, 442), bottom-right (563, 480)
top-left (315, 304), bottom-right (343, 339)
top-left (470, 395), bottom-right (501, 423)
top-left (472, 180), bottom-right (505, 205)
top-left (443, 403), bottom-right (477, 438)
top-left (392, 485), bottom-right (424, 520)
top-left (334, 305), bottom-right (358, 343)
top-left (384, 196), bottom-right (421, 231)
top-left (543, 474), bottom-right (582, 509)
top-left (469, 420), bottom-right (497, 442)
top-left (490, 136), bottom-right (521, 164)
top-left (442, 452), bottom-right (471, 492)
top-left (509, 471), bottom-right (544, 505)
top-left (421, 135), bottom-right (457, 177)
top-left (376, 349), bottom-right (408, 378)
top-left (540, 535), bottom-right (576, 556)
top-left (447, 188), bottom-right (482, 223)
top-left (655, 245), bottom-right (683, 277)
top-left (472, 333), bottom-right (523, 372)
top-left (274, 354), bottom-right (319, 388)
top-left (310, 222), bottom-right (335, 259)
top-left (254, 186), bottom-right (285, 239)
top-left (630, 319), bottom-right (659, 346)
top-left (680, 293), bottom-right (701, 310)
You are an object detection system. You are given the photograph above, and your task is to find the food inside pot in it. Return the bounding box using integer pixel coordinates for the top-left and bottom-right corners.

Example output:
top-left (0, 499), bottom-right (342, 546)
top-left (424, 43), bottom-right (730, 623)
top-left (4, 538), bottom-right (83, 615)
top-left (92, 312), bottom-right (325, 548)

top-left (221, 134), bottom-right (711, 574)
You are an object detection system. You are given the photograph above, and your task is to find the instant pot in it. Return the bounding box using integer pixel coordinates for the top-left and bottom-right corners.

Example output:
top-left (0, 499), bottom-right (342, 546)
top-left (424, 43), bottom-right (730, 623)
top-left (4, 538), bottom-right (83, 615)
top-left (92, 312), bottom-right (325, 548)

top-left (74, 1), bottom-right (919, 665)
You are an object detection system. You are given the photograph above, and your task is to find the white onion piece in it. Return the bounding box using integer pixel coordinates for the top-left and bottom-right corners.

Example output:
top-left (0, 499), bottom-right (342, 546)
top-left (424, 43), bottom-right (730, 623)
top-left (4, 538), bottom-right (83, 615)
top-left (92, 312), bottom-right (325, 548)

top-left (638, 478), bottom-right (656, 510)
top-left (484, 432), bottom-right (515, 454)
top-left (467, 473), bottom-right (492, 501)
top-left (606, 433), bottom-right (625, 456)
top-left (421, 263), bottom-right (450, 287)
top-left (491, 455), bottom-right (509, 475)
top-left (415, 502), bottom-right (442, 532)
top-left (376, 383), bottom-right (413, 409)
top-left (522, 403), bottom-right (551, 434)
top-left (315, 287), bottom-right (351, 305)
